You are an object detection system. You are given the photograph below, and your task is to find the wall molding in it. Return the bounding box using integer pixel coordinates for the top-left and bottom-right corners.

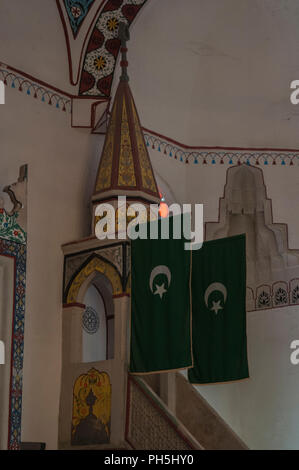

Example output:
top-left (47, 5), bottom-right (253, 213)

top-left (0, 65), bottom-right (72, 112)
top-left (3, 62), bottom-right (299, 156)
top-left (247, 280), bottom-right (299, 312)
top-left (0, 62), bottom-right (110, 128)
top-left (144, 129), bottom-right (299, 166)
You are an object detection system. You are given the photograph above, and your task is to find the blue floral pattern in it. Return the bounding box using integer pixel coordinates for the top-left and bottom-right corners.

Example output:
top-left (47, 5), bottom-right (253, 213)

top-left (0, 209), bottom-right (26, 244)
top-left (64, 0), bottom-right (95, 37)
top-left (0, 237), bottom-right (26, 449)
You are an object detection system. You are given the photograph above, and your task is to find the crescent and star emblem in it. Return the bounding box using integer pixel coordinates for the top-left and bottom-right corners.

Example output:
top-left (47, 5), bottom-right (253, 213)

top-left (204, 282), bottom-right (227, 314)
top-left (149, 265), bottom-right (171, 299)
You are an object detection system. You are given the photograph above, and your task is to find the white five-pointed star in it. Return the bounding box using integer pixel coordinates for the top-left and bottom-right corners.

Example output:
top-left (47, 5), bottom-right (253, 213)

top-left (211, 300), bottom-right (223, 314)
top-left (154, 283), bottom-right (167, 299)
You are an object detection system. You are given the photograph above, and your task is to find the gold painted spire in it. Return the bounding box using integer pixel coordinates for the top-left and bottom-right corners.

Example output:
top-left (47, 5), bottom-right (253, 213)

top-left (93, 23), bottom-right (160, 204)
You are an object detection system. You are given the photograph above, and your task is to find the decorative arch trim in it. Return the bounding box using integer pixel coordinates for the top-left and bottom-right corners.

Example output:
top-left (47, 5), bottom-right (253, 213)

top-left (65, 254), bottom-right (122, 303)
top-left (79, 0), bottom-right (148, 97)
top-left (144, 129), bottom-right (299, 166)
top-left (125, 272), bottom-right (131, 294)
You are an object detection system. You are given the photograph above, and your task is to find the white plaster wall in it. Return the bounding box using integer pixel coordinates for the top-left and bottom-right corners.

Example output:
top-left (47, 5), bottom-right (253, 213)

top-left (197, 306), bottom-right (299, 450)
top-left (151, 153), bottom-right (299, 449)
top-left (0, 0), bottom-right (74, 93)
top-left (130, 3), bottom-right (299, 448)
top-left (0, 0), bottom-right (299, 451)
top-left (0, 85), bottom-right (104, 449)
top-left (189, 165), bottom-right (299, 449)
top-left (129, 0), bottom-right (299, 148)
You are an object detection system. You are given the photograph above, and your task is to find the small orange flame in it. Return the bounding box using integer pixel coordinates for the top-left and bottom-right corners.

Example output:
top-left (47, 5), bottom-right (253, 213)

top-left (159, 202), bottom-right (169, 218)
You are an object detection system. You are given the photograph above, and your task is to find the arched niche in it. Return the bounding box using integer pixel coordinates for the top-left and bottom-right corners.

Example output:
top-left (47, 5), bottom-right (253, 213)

top-left (64, 255), bottom-right (121, 363)
top-left (81, 273), bottom-right (114, 362)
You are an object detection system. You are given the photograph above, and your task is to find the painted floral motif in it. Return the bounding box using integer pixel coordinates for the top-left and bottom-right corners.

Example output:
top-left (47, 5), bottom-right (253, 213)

top-left (63, 0), bottom-right (95, 37)
top-left (274, 288), bottom-right (288, 306)
top-left (85, 46), bottom-right (115, 80)
top-left (292, 285), bottom-right (299, 304)
top-left (0, 209), bottom-right (26, 244)
top-left (79, 0), bottom-right (148, 97)
top-left (97, 11), bottom-right (124, 41)
top-left (82, 306), bottom-right (100, 334)
top-left (258, 291), bottom-right (271, 308)
top-left (71, 6), bottom-right (82, 18)
top-left (107, 17), bottom-right (119, 32)
top-left (94, 55), bottom-right (107, 71)
top-left (0, 239), bottom-right (27, 449)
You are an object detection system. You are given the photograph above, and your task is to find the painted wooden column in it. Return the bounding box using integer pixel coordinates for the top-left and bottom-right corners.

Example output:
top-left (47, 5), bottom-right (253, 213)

top-left (113, 295), bottom-right (130, 361)
top-left (112, 294), bottom-right (130, 443)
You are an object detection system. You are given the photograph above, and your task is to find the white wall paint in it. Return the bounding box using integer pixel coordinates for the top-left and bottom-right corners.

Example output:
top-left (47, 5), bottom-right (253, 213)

top-left (129, 0), bottom-right (299, 148)
top-left (0, 0), bottom-right (74, 93)
top-left (152, 151), bottom-right (299, 449)
top-left (132, 3), bottom-right (299, 448)
top-left (0, 0), bottom-right (299, 450)
top-left (0, 85), bottom-right (104, 449)
top-left (197, 306), bottom-right (299, 450)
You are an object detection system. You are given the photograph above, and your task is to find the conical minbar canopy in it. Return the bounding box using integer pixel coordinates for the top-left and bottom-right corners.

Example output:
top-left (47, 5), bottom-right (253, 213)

top-left (93, 79), bottom-right (160, 203)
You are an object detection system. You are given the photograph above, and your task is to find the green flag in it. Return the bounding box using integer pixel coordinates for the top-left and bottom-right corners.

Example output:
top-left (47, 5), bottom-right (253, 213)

top-left (130, 218), bottom-right (193, 374)
top-left (188, 234), bottom-right (249, 384)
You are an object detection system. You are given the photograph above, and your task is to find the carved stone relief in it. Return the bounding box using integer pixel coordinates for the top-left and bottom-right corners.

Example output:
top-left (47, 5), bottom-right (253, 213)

top-left (206, 165), bottom-right (299, 311)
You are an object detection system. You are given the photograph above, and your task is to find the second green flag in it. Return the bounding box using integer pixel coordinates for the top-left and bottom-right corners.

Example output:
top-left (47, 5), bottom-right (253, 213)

top-left (130, 218), bottom-right (193, 374)
top-left (188, 234), bottom-right (249, 384)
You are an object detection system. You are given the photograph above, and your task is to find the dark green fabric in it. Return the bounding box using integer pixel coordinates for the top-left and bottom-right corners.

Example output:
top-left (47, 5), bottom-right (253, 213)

top-left (188, 234), bottom-right (249, 384)
top-left (130, 218), bottom-right (192, 374)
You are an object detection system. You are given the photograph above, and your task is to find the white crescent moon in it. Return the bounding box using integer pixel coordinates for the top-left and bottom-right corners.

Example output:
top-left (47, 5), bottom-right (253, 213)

top-left (204, 282), bottom-right (227, 308)
top-left (149, 265), bottom-right (171, 292)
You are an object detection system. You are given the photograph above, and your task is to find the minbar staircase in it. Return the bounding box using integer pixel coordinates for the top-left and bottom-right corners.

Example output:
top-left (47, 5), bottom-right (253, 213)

top-left (126, 373), bottom-right (248, 450)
